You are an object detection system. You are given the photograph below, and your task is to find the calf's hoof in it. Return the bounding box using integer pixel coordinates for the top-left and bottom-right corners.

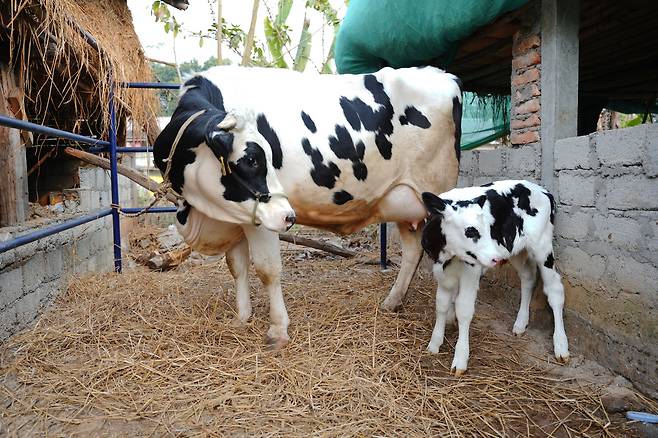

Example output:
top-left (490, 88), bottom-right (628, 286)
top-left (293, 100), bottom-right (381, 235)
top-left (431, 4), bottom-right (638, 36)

top-left (427, 343), bottom-right (441, 354)
top-left (512, 326), bottom-right (526, 336)
top-left (555, 353), bottom-right (570, 364)
top-left (266, 326), bottom-right (289, 351)
top-left (451, 367), bottom-right (467, 377)
top-left (380, 296), bottom-right (401, 312)
top-left (266, 335), bottom-right (289, 351)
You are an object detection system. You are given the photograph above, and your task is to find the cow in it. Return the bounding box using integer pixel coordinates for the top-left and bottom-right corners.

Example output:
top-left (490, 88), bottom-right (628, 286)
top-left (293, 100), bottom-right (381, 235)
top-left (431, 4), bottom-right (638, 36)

top-left (420, 180), bottom-right (570, 375)
top-left (153, 66), bottom-right (462, 348)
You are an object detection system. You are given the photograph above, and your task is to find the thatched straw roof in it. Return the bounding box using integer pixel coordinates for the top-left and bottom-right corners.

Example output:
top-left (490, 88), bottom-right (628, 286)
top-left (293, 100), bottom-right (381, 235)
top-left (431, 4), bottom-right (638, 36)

top-left (0, 0), bottom-right (159, 140)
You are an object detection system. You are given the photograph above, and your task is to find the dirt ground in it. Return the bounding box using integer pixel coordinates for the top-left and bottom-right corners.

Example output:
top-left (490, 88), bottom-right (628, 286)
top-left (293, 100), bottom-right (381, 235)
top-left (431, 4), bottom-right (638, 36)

top-left (1, 226), bottom-right (656, 437)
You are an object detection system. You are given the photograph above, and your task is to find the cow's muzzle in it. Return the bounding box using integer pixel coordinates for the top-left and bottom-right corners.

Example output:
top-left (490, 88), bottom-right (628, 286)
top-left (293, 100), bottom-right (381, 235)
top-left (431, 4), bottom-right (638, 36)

top-left (285, 213), bottom-right (296, 231)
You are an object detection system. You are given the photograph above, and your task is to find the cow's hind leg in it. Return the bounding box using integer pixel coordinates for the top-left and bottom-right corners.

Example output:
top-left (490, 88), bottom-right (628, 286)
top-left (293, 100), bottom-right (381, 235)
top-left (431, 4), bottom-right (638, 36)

top-left (509, 251), bottom-right (537, 335)
top-left (243, 225), bottom-right (289, 349)
top-left (226, 238), bottom-right (251, 323)
top-left (381, 223), bottom-right (424, 311)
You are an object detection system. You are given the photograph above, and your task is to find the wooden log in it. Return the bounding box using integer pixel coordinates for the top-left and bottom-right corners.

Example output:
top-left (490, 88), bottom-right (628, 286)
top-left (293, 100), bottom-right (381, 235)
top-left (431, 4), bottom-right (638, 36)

top-left (146, 246), bottom-right (192, 271)
top-left (64, 147), bottom-right (356, 258)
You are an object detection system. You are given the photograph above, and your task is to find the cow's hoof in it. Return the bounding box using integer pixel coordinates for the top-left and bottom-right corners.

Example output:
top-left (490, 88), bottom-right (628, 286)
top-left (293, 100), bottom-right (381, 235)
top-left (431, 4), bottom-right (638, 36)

top-left (512, 326), bottom-right (526, 336)
top-left (266, 336), bottom-right (289, 351)
top-left (427, 343), bottom-right (441, 354)
top-left (230, 317), bottom-right (250, 328)
top-left (451, 367), bottom-right (466, 377)
top-left (381, 297), bottom-right (401, 312)
top-left (555, 353), bottom-right (570, 364)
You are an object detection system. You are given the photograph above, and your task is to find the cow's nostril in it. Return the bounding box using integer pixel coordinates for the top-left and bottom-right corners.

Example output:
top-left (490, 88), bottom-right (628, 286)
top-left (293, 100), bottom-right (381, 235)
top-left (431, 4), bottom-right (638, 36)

top-left (285, 213), bottom-right (296, 230)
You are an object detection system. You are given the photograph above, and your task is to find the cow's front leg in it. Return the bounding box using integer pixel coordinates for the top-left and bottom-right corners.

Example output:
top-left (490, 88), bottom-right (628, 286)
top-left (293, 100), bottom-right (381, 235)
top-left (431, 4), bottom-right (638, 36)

top-left (226, 238), bottom-right (251, 323)
top-left (451, 263), bottom-right (481, 376)
top-left (242, 225), bottom-right (289, 348)
top-left (509, 251), bottom-right (537, 335)
top-left (427, 262), bottom-right (460, 353)
top-left (381, 223), bottom-right (424, 311)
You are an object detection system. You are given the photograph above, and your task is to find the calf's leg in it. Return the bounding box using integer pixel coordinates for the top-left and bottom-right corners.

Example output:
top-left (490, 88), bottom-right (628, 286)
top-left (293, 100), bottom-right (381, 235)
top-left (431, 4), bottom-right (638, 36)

top-left (427, 260), bottom-right (461, 353)
top-left (381, 223), bottom-right (424, 310)
top-left (509, 251), bottom-right (537, 335)
top-left (532, 247), bottom-right (570, 363)
top-left (451, 263), bottom-right (481, 376)
top-left (226, 238), bottom-right (252, 323)
top-left (242, 225), bottom-right (289, 348)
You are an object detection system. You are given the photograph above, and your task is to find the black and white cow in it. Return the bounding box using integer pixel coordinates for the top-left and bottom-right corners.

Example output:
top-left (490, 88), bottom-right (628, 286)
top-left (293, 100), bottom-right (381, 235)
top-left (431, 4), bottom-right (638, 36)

top-left (153, 66), bottom-right (462, 347)
top-left (421, 180), bottom-right (569, 375)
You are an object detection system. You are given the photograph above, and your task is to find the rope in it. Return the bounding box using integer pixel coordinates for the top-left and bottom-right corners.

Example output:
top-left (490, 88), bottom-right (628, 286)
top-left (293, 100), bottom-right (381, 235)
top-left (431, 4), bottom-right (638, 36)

top-left (114, 109), bottom-right (206, 218)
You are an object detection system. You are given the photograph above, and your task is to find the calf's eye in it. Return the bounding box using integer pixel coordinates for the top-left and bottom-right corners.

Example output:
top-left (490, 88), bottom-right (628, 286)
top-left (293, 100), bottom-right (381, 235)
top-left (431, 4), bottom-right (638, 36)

top-left (464, 227), bottom-right (480, 241)
top-left (244, 156), bottom-right (258, 168)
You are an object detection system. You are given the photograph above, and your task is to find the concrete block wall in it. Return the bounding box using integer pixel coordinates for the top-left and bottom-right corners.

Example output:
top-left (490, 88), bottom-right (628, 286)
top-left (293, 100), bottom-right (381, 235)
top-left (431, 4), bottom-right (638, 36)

top-left (457, 144), bottom-right (541, 188)
top-left (553, 123), bottom-right (658, 393)
top-left (0, 166), bottom-right (135, 340)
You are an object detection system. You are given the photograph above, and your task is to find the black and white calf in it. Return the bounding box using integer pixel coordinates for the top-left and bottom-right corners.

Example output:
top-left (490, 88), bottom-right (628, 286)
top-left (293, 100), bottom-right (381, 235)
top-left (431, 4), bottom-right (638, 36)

top-left (153, 66), bottom-right (461, 347)
top-left (421, 180), bottom-right (569, 375)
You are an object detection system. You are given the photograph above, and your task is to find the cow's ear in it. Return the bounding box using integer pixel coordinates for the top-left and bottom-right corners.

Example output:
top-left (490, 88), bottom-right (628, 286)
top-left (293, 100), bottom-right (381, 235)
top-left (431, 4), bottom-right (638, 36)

top-left (205, 129), bottom-right (234, 159)
top-left (422, 192), bottom-right (448, 215)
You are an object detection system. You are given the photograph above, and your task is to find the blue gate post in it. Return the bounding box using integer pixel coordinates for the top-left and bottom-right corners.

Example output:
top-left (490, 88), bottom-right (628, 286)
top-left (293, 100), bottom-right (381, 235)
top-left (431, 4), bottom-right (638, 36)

top-left (379, 223), bottom-right (387, 270)
top-left (108, 86), bottom-right (122, 272)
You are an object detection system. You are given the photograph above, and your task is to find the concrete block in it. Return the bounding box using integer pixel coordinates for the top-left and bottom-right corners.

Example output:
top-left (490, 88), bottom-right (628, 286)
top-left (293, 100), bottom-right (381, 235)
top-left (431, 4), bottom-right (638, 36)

top-left (593, 214), bottom-right (642, 250)
top-left (473, 176), bottom-right (495, 187)
top-left (96, 169), bottom-right (109, 189)
top-left (0, 268), bottom-right (23, 310)
top-left (555, 135), bottom-right (592, 170)
top-left (557, 245), bottom-right (606, 284)
top-left (595, 126), bottom-right (643, 167)
top-left (459, 150), bottom-right (477, 175)
top-left (75, 238), bottom-right (91, 261)
top-left (21, 252), bottom-right (45, 293)
top-left (78, 167), bottom-right (96, 189)
top-left (556, 209), bottom-right (591, 240)
top-left (13, 289), bottom-right (46, 327)
top-left (557, 172), bottom-right (596, 207)
top-left (0, 305), bottom-right (18, 339)
top-left (507, 144), bottom-right (540, 177)
top-left (643, 124), bottom-right (658, 177)
top-left (456, 175), bottom-right (472, 188)
top-left (78, 189), bottom-right (92, 211)
top-left (611, 256), bottom-right (658, 298)
top-left (45, 248), bottom-right (64, 281)
top-left (477, 149), bottom-right (505, 176)
top-left (606, 175), bottom-right (658, 211)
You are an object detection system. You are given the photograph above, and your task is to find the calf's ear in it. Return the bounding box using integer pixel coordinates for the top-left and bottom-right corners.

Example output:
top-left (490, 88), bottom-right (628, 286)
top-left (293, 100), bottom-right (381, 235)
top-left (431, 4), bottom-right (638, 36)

top-left (205, 129), bottom-right (234, 159)
top-left (422, 192), bottom-right (448, 214)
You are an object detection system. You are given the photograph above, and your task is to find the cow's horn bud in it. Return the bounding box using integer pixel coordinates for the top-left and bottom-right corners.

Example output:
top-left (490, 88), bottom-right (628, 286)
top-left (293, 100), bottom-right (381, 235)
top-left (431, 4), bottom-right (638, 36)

top-left (218, 115), bottom-right (237, 131)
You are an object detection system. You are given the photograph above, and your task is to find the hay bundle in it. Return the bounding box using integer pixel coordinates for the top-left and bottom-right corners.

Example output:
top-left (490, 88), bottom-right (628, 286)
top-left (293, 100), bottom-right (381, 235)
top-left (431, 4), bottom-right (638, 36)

top-left (1, 0), bottom-right (159, 138)
top-left (1, 239), bottom-right (656, 436)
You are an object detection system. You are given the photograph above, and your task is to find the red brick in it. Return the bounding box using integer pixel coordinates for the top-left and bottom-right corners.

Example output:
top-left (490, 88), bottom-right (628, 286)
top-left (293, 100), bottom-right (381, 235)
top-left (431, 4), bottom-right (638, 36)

top-left (512, 67), bottom-right (540, 87)
top-left (512, 49), bottom-right (541, 70)
top-left (511, 130), bottom-right (540, 145)
top-left (514, 98), bottom-right (540, 115)
top-left (511, 114), bottom-right (541, 129)
top-left (513, 34), bottom-right (540, 56)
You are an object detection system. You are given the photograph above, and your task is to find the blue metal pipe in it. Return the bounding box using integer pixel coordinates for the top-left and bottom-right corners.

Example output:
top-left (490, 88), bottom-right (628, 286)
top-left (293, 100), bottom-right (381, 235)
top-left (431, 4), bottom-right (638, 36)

top-left (87, 146), bottom-right (152, 153)
top-left (122, 82), bottom-right (180, 90)
top-left (0, 114), bottom-right (110, 148)
top-left (380, 223), bottom-right (388, 270)
top-left (0, 208), bottom-right (112, 254)
top-left (120, 207), bottom-right (177, 214)
top-left (108, 87), bottom-right (122, 273)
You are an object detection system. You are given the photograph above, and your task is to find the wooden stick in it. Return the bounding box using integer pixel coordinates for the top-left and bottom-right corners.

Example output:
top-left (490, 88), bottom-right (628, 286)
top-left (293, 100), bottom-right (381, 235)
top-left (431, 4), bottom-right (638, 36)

top-left (63, 147), bottom-right (356, 258)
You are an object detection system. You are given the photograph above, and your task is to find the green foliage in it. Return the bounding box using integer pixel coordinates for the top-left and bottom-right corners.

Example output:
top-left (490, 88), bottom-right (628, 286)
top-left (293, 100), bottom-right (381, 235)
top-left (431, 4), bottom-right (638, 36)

top-left (293, 17), bottom-right (312, 72)
top-left (151, 1), bottom-right (181, 37)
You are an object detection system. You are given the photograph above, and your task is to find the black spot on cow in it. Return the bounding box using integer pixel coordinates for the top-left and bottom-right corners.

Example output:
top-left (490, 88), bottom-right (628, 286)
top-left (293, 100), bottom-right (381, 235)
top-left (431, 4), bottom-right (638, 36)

top-left (442, 257), bottom-right (453, 270)
top-left (256, 114), bottom-right (283, 169)
top-left (464, 227), bottom-right (481, 242)
top-left (301, 138), bottom-right (341, 189)
top-left (543, 191), bottom-right (556, 224)
top-left (452, 94), bottom-right (463, 163)
top-left (176, 201), bottom-right (191, 225)
top-left (480, 182), bottom-right (494, 187)
top-left (328, 125), bottom-right (368, 180)
top-left (222, 141), bottom-right (270, 202)
top-left (333, 190), bottom-right (354, 205)
top-left (485, 189), bottom-right (524, 253)
top-left (153, 76), bottom-right (229, 195)
top-left (421, 214), bottom-right (446, 262)
top-left (466, 251), bottom-right (479, 262)
top-left (337, 75), bottom-right (395, 159)
top-left (455, 195), bottom-right (487, 209)
top-left (544, 252), bottom-right (555, 269)
top-left (510, 183), bottom-right (538, 216)
top-left (399, 106), bottom-right (431, 129)
top-left (453, 76), bottom-right (464, 90)
top-left (464, 261), bottom-right (475, 267)
top-left (301, 111), bottom-right (317, 133)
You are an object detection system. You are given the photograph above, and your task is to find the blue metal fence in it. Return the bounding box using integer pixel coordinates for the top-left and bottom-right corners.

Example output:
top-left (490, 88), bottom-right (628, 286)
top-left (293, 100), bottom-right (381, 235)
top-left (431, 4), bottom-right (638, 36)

top-left (0, 82), bottom-right (388, 271)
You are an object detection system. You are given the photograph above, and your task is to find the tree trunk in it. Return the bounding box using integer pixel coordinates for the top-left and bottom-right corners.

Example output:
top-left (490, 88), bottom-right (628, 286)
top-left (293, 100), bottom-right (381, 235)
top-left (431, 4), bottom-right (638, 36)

top-left (241, 0), bottom-right (260, 66)
top-left (0, 63), bottom-right (29, 226)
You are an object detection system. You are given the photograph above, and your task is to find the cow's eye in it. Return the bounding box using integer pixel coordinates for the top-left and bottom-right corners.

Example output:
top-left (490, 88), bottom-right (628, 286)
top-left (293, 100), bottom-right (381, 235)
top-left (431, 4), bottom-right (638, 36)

top-left (244, 156), bottom-right (259, 168)
top-left (464, 227), bottom-right (480, 241)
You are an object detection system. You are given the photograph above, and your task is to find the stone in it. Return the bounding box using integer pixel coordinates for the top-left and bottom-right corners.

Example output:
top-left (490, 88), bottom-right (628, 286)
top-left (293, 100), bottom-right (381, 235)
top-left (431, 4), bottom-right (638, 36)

top-left (605, 175), bottom-right (658, 211)
top-left (601, 385), bottom-right (641, 414)
top-left (557, 172), bottom-right (597, 206)
top-left (555, 135), bottom-right (592, 170)
top-left (477, 149), bottom-right (505, 176)
top-left (595, 126), bottom-right (644, 167)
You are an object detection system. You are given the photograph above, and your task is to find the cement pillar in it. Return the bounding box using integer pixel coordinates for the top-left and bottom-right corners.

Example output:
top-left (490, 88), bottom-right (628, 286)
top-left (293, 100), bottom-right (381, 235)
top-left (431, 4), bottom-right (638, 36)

top-left (540, 0), bottom-right (580, 192)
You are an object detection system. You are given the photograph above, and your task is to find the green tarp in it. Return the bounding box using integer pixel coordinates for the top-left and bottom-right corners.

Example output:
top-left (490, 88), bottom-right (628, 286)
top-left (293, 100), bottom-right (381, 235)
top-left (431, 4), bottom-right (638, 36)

top-left (335, 0), bottom-right (529, 149)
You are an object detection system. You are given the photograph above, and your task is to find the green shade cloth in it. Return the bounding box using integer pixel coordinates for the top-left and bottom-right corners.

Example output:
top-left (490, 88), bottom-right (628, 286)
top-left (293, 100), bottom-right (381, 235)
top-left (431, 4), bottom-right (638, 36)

top-left (335, 0), bottom-right (528, 149)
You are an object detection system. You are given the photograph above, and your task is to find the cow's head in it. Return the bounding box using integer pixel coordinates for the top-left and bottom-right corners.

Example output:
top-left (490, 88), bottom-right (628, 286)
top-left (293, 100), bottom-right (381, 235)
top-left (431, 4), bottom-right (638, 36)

top-left (421, 192), bottom-right (505, 269)
top-left (153, 76), bottom-right (295, 232)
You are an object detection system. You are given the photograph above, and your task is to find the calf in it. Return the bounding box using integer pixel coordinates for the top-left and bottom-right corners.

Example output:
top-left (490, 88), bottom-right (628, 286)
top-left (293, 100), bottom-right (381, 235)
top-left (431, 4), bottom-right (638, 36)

top-left (420, 180), bottom-right (569, 375)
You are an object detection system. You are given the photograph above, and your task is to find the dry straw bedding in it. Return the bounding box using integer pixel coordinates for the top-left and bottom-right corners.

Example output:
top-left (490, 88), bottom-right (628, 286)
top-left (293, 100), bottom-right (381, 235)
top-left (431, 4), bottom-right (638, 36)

top-left (0, 242), bottom-right (655, 436)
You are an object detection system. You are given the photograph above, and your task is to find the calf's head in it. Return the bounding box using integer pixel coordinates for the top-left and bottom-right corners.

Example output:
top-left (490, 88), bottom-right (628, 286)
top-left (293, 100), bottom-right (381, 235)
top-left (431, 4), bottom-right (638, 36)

top-left (421, 192), bottom-right (504, 269)
top-left (153, 78), bottom-right (295, 232)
